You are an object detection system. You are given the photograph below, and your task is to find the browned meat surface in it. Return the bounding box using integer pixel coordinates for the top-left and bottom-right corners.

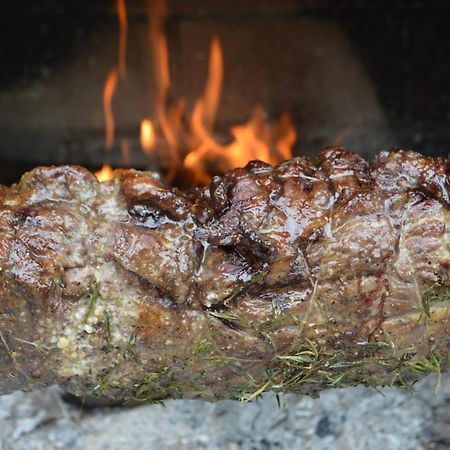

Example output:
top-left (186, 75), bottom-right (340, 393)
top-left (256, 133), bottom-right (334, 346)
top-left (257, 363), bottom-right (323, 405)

top-left (0, 148), bottom-right (449, 401)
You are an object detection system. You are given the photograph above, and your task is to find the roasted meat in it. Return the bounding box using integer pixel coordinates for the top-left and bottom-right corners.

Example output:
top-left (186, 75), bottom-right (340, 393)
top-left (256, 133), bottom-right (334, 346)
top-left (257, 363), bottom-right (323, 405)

top-left (0, 148), bottom-right (449, 401)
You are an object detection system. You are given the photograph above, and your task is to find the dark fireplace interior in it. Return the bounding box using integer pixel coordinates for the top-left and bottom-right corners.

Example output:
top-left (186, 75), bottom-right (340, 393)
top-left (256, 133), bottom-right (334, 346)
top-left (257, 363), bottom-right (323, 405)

top-left (1, 0), bottom-right (449, 185)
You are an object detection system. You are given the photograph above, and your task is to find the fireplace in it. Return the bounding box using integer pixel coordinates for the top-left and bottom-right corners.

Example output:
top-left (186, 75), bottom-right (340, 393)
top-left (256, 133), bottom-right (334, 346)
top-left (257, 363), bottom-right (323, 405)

top-left (0, 0), bottom-right (449, 186)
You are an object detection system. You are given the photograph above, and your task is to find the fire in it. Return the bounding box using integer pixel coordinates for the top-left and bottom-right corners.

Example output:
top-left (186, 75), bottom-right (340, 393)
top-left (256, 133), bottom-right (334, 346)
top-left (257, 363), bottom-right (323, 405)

top-left (96, 0), bottom-right (296, 186)
top-left (117, 0), bottom-right (128, 79)
top-left (185, 105), bottom-right (291, 185)
top-left (95, 164), bottom-right (113, 182)
top-left (202, 36), bottom-right (223, 130)
top-left (275, 112), bottom-right (297, 160)
top-left (148, 0), bottom-right (178, 180)
top-left (103, 69), bottom-right (118, 151)
top-left (140, 119), bottom-right (156, 153)
top-left (183, 39), bottom-right (295, 184)
top-left (98, 0), bottom-right (129, 182)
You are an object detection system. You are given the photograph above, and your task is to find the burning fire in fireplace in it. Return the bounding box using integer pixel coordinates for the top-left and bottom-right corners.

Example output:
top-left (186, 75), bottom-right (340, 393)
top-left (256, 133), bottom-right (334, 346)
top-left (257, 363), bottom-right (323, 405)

top-left (96, 0), bottom-right (296, 185)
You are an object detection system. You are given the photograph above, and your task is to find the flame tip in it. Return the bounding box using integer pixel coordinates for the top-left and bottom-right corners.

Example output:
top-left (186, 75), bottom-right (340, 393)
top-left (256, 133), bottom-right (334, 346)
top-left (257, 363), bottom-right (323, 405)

top-left (95, 164), bottom-right (114, 182)
top-left (140, 119), bottom-right (156, 154)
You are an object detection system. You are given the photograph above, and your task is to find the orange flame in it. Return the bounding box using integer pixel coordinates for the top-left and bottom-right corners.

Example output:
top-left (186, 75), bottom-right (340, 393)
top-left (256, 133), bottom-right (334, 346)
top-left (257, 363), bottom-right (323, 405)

top-left (185, 105), bottom-right (287, 185)
top-left (95, 164), bottom-right (113, 182)
top-left (183, 36), bottom-right (296, 185)
top-left (140, 119), bottom-right (156, 153)
top-left (117, 0), bottom-right (128, 79)
top-left (103, 69), bottom-right (118, 151)
top-left (226, 107), bottom-right (274, 167)
top-left (148, 0), bottom-right (179, 180)
top-left (96, 1), bottom-right (127, 181)
top-left (276, 112), bottom-right (296, 161)
top-left (202, 36), bottom-right (223, 130)
top-left (95, 0), bottom-right (297, 187)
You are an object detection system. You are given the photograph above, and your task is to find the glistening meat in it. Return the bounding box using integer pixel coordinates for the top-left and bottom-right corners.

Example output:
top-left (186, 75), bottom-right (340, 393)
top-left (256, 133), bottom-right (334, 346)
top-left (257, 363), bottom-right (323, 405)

top-left (0, 148), bottom-right (449, 401)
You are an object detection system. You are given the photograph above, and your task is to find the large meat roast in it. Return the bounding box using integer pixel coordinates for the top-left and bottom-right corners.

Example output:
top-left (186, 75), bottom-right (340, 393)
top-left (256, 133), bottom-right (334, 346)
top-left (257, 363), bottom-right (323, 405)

top-left (0, 148), bottom-right (449, 401)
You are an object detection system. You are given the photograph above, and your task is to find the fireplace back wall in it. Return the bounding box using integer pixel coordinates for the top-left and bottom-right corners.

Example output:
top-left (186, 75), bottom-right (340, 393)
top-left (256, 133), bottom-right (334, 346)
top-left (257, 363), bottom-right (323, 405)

top-left (0, 0), bottom-right (449, 184)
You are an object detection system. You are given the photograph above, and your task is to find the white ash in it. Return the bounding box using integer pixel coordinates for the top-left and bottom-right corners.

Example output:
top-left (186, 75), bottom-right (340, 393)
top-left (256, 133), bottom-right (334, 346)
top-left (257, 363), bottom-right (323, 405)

top-left (0, 374), bottom-right (448, 450)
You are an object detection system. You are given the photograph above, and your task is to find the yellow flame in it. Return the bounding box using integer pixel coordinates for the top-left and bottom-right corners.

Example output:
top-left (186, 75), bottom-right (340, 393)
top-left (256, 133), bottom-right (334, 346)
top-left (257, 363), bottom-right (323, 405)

top-left (140, 119), bottom-right (156, 154)
top-left (95, 164), bottom-right (113, 182)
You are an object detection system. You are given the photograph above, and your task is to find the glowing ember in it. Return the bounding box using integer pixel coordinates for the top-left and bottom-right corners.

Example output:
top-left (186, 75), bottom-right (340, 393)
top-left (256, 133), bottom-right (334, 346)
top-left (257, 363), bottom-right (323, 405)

top-left (140, 119), bottom-right (156, 154)
top-left (95, 164), bottom-right (113, 182)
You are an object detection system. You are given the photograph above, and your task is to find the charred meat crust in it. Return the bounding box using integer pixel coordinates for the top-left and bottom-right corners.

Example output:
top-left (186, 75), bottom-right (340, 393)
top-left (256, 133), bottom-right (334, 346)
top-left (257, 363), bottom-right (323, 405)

top-left (0, 148), bottom-right (449, 401)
